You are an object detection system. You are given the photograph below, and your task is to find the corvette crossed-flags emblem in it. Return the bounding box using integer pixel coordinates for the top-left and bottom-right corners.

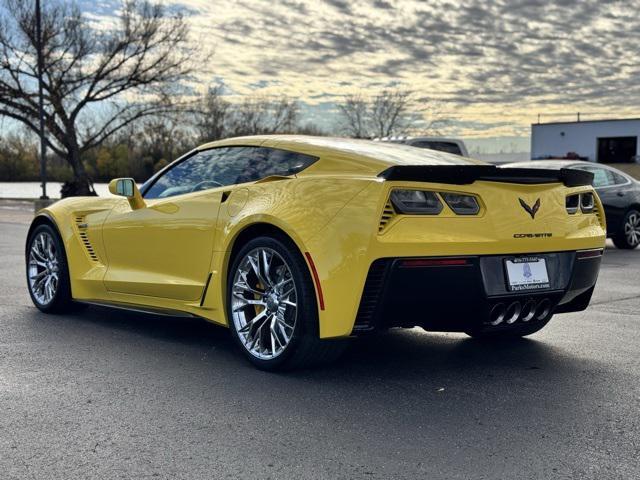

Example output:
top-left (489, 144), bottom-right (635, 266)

top-left (519, 198), bottom-right (541, 219)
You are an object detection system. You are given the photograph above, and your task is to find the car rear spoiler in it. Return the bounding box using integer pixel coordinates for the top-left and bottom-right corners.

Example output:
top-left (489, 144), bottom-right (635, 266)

top-left (378, 165), bottom-right (593, 187)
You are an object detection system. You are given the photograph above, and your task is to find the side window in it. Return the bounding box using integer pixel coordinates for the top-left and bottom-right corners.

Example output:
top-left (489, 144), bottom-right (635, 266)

top-left (144, 146), bottom-right (317, 199)
top-left (411, 141), bottom-right (462, 156)
top-left (611, 171), bottom-right (629, 185)
top-left (575, 166), bottom-right (614, 188)
top-left (207, 146), bottom-right (317, 186)
top-left (144, 149), bottom-right (229, 199)
top-left (254, 147), bottom-right (319, 179)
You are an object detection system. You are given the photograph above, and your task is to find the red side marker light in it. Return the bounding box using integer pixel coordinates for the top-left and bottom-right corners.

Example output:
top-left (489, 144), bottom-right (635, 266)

top-left (304, 252), bottom-right (325, 310)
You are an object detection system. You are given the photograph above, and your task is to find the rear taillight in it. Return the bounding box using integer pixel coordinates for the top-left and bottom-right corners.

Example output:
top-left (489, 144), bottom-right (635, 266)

top-left (390, 190), bottom-right (443, 214)
top-left (440, 193), bottom-right (480, 215)
top-left (389, 189), bottom-right (481, 216)
top-left (566, 194), bottom-right (579, 214)
top-left (566, 192), bottom-right (595, 214)
top-left (580, 192), bottom-right (595, 213)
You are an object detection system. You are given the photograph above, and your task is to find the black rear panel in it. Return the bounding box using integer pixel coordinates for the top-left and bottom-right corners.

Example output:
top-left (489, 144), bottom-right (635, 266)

top-left (352, 251), bottom-right (601, 334)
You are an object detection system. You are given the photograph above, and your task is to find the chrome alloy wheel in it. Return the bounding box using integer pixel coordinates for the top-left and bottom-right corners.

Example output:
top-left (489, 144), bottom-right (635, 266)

top-left (624, 211), bottom-right (640, 247)
top-left (231, 247), bottom-right (298, 360)
top-left (28, 232), bottom-right (60, 306)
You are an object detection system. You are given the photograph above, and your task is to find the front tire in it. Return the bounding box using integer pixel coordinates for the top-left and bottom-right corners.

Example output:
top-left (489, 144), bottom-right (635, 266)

top-left (612, 209), bottom-right (640, 249)
top-left (227, 235), bottom-right (347, 370)
top-left (26, 223), bottom-right (74, 313)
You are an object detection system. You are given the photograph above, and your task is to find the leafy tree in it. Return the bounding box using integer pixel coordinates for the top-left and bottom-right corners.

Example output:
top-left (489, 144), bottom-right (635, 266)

top-left (0, 131), bottom-right (38, 180)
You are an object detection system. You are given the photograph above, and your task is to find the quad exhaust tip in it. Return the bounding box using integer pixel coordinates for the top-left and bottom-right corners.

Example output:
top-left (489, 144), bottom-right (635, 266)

top-left (521, 300), bottom-right (536, 322)
top-left (505, 301), bottom-right (522, 324)
top-left (486, 298), bottom-right (553, 326)
top-left (535, 299), bottom-right (552, 321)
top-left (488, 303), bottom-right (506, 326)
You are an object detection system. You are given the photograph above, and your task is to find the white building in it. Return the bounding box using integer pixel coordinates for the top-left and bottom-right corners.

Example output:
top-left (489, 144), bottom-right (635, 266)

top-left (531, 118), bottom-right (640, 164)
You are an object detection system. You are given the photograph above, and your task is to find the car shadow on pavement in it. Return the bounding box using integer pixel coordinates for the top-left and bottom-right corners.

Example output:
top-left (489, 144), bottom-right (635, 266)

top-left (338, 329), bottom-right (569, 377)
top-left (43, 304), bottom-right (604, 388)
top-left (68, 304), bottom-right (238, 350)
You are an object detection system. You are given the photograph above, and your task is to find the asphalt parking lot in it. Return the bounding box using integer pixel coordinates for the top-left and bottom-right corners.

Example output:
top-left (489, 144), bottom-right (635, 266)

top-left (1, 209), bottom-right (639, 480)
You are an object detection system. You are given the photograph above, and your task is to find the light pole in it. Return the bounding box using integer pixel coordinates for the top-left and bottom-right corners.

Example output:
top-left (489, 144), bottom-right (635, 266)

top-left (35, 0), bottom-right (48, 200)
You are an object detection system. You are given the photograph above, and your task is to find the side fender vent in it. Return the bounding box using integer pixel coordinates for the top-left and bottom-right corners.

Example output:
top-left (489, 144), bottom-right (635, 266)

top-left (378, 201), bottom-right (397, 233)
top-left (75, 216), bottom-right (100, 263)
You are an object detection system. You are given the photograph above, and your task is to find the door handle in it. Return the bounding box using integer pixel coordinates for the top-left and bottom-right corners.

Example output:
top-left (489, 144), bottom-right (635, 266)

top-left (617, 192), bottom-right (625, 197)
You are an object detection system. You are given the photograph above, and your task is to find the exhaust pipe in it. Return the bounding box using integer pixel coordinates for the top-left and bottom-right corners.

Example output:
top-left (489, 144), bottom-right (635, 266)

top-left (535, 298), bottom-right (552, 321)
top-left (505, 301), bottom-right (522, 324)
top-left (520, 300), bottom-right (536, 322)
top-left (488, 303), bottom-right (506, 326)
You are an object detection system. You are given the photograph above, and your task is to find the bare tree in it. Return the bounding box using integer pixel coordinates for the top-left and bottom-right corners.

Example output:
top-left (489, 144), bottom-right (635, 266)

top-left (230, 97), bottom-right (269, 136)
top-left (270, 96), bottom-right (299, 133)
top-left (337, 93), bottom-right (368, 138)
top-left (227, 95), bottom-right (300, 137)
top-left (0, 0), bottom-right (194, 195)
top-left (410, 96), bottom-right (448, 137)
top-left (195, 85), bottom-right (231, 142)
top-left (370, 89), bottom-right (412, 138)
top-left (295, 122), bottom-right (329, 136)
top-left (337, 89), bottom-right (418, 138)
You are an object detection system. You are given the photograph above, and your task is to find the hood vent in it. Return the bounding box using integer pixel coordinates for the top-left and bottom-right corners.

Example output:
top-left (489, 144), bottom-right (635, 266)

top-left (75, 216), bottom-right (99, 262)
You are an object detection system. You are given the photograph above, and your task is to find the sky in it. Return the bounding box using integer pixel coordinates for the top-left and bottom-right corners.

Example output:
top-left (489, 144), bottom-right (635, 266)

top-left (80, 0), bottom-right (640, 154)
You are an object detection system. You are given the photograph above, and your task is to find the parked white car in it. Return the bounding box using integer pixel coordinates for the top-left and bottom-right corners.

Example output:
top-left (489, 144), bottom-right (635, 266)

top-left (377, 136), bottom-right (470, 157)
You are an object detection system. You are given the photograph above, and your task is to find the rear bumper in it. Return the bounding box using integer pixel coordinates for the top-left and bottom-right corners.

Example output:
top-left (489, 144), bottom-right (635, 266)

top-left (352, 249), bottom-right (602, 334)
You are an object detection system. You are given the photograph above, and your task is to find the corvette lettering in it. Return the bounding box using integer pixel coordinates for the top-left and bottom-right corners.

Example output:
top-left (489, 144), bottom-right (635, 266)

top-left (514, 233), bottom-right (553, 238)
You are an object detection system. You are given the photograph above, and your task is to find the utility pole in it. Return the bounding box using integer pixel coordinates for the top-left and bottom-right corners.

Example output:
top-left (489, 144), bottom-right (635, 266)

top-left (35, 0), bottom-right (48, 200)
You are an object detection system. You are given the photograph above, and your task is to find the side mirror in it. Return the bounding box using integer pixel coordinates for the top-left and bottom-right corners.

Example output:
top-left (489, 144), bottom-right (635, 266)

top-left (108, 178), bottom-right (146, 210)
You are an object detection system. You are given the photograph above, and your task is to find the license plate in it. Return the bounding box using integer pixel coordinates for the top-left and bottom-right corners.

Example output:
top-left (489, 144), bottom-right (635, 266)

top-left (505, 257), bottom-right (550, 291)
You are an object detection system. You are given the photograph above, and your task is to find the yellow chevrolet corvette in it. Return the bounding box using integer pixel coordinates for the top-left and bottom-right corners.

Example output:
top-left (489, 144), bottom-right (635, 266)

top-left (26, 136), bottom-right (606, 369)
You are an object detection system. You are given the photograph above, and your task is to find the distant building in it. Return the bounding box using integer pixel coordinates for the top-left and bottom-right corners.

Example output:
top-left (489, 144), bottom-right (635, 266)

top-left (531, 118), bottom-right (640, 163)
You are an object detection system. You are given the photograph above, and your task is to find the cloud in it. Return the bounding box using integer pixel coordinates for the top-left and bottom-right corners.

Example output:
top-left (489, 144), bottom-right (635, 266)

top-left (77, 0), bottom-right (640, 142)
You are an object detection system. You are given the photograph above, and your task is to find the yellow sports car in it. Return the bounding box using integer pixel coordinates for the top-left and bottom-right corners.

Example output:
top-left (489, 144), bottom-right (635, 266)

top-left (26, 136), bottom-right (605, 369)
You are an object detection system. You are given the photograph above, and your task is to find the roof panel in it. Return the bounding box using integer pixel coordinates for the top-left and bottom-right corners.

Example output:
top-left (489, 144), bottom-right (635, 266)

top-left (199, 135), bottom-right (485, 172)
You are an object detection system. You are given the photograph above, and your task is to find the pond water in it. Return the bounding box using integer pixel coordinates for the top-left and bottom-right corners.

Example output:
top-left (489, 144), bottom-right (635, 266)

top-left (0, 182), bottom-right (112, 199)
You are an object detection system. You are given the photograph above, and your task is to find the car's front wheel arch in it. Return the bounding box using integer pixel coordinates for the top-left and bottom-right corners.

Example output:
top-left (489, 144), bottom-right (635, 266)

top-left (25, 220), bottom-right (79, 313)
top-left (26, 214), bottom-right (61, 256)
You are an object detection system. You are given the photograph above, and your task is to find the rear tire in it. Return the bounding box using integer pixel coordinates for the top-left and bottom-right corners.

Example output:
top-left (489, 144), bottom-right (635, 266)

top-left (612, 209), bottom-right (640, 249)
top-left (227, 235), bottom-right (347, 370)
top-left (26, 223), bottom-right (75, 313)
